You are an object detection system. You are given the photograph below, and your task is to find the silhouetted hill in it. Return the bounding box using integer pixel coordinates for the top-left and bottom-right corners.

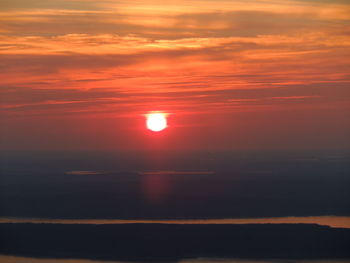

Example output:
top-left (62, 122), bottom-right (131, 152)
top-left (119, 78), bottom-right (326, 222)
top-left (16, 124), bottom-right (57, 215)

top-left (0, 223), bottom-right (349, 262)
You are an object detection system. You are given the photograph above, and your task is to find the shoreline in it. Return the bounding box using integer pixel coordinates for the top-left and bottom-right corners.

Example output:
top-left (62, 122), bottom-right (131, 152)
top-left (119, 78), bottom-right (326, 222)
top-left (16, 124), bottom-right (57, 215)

top-left (1, 216), bottom-right (349, 228)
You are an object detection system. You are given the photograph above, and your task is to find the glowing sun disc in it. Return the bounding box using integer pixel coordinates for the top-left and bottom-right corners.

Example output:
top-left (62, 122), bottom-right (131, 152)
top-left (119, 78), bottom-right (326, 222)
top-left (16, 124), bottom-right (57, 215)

top-left (146, 113), bottom-right (167, 132)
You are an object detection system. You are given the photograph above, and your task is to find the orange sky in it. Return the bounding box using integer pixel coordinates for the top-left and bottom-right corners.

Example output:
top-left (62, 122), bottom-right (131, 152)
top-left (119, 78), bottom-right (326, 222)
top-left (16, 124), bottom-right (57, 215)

top-left (0, 0), bottom-right (349, 150)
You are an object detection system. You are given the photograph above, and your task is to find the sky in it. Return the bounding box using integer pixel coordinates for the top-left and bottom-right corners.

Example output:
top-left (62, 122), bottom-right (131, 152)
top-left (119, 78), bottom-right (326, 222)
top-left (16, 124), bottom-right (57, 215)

top-left (0, 0), bottom-right (349, 151)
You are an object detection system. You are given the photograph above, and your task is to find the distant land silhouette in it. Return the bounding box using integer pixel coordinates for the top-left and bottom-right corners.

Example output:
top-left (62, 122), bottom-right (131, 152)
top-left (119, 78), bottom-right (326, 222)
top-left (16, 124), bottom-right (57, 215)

top-left (0, 216), bottom-right (350, 228)
top-left (1, 223), bottom-right (350, 262)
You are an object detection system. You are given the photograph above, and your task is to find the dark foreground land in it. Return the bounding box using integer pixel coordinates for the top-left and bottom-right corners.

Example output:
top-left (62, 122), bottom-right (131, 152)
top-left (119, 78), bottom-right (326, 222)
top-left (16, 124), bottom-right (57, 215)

top-left (0, 223), bottom-right (350, 262)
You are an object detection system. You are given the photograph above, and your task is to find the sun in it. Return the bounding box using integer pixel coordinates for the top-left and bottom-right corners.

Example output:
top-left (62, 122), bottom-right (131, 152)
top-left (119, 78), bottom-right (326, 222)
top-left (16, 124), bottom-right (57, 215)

top-left (146, 113), bottom-right (167, 132)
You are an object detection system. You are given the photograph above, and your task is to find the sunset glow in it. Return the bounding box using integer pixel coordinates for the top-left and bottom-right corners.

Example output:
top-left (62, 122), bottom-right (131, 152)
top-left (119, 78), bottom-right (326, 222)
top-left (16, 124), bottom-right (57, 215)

top-left (0, 0), bottom-right (349, 150)
top-left (1, 1), bottom-right (350, 261)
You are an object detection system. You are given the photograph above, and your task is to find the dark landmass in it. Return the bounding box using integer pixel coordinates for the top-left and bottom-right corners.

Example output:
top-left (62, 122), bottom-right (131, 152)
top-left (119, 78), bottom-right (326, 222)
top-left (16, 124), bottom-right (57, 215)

top-left (0, 223), bottom-right (349, 262)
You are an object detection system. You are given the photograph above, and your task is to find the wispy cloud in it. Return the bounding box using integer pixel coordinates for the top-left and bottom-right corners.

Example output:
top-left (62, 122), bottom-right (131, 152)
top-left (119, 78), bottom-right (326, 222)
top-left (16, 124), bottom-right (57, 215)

top-left (0, 0), bottom-right (349, 149)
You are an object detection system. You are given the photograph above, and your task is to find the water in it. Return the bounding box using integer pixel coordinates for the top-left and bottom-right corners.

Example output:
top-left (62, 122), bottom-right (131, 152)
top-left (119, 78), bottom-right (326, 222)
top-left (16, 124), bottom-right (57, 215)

top-left (1, 150), bottom-right (349, 220)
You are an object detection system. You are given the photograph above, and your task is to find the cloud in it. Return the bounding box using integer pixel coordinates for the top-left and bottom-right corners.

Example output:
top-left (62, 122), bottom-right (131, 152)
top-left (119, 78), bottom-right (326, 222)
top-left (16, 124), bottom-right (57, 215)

top-left (0, 0), bottom-right (349, 125)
